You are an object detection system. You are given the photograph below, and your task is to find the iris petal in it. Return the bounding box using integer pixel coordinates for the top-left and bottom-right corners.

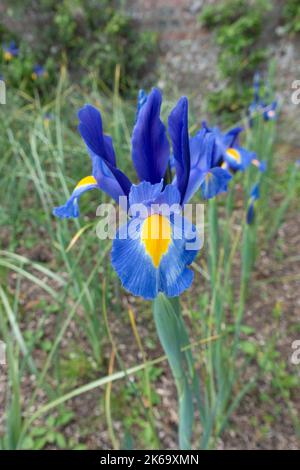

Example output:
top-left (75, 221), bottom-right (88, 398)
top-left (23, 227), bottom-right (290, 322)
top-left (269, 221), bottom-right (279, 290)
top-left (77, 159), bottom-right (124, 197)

top-left (224, 147), bottom-right (255, 171)
top-left (182, 167), bottom-right (204, 205)
top-left (168, 97), bottom-right (190, 204)
top-left (189, 127), bottom-right (212, 170)
top-left (111, 221), bottom-right (159, 299)
top-left (200, 167), bottom-right (232, 199)
top-left (53, 176), bottom-right (98, 219)
top-left (132, 88), bottom-right (170, 184)
top-left (78, 104), bottom-right (132, 197)
top-left (91, 151), bottom-right (125, 203)
top-left (129, 180), bottom-right (164, 207)
top-left (111, 213), bottom-right (198, 299)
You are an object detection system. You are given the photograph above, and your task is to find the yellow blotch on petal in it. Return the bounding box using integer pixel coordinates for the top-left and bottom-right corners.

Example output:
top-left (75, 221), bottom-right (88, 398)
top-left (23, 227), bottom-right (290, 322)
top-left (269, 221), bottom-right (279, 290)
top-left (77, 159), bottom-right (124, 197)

top-left (227, 147), bottom-right (241, 164)
top-left (141, 214), bottom-right (171, 268)
top-left (4, 51), bottom-right (13, 61)
top-left (75, 175), bottom-right (97, 189)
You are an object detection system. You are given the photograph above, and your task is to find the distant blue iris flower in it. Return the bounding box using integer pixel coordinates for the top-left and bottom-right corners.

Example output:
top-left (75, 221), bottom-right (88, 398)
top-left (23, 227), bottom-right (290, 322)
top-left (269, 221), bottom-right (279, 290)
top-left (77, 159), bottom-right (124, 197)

top-left (2, 41), bottom-right (19, 60)
top-left (32, 65), bottom-right (47, 80)
top-left (248, 72), bottom-right (277, 124)
top-left (201, 123), bottom-right (266, 173)
top-left (53, 88), bottom-right (204, 299)
top-left (262, 101), bottom-right (277, 121)
top-left (246, 183), bottom-right (260, 225)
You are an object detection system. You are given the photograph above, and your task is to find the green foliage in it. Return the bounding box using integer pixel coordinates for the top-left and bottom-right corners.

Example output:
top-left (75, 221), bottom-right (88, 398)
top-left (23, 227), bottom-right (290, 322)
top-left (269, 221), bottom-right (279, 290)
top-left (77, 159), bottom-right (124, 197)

top-left (200, 0), bottom-right (253, 28)
top-left (0, 44), bottom-right (54, 96)
top-left (0, 0), bottom-right (157, 96)
top-left (283, 0), bottom-right (300, 34)
top-left (23, 410), bottom-right (75, 450)
top-left (199, 0), bottom-right (271, 120)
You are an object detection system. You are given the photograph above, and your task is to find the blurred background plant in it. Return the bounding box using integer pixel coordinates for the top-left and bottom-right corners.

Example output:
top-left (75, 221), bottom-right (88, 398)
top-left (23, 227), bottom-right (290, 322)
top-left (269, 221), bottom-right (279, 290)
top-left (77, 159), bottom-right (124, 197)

top-left (0, 0), bottom-right (157, 97)
top-left (283, 0), bottom-right (300, 34)
top-left (199, 0), bottom-right (272, 120)
top-left (198, 0), bottom-right (300, 122)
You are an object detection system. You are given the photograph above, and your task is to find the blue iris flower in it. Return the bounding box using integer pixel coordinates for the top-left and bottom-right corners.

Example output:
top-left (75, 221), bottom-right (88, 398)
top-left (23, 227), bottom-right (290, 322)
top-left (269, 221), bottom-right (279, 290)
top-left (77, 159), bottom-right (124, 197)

top-left (53, 89), bottom-right (204, 299)
top-left (246, 183), bottom-right (260, 225)
top-left (201, 122), bottom-right (266, 173)
top-left (2, 41), bottom-right (19, 60)
top-left (32, 65), bottom-right (47, 80)
top-left (248, 72), bottom-right (277, 124)
top-left (262, 100), bottom-right (277, 121)
top-left (180, 124), bottom-right (232, 202)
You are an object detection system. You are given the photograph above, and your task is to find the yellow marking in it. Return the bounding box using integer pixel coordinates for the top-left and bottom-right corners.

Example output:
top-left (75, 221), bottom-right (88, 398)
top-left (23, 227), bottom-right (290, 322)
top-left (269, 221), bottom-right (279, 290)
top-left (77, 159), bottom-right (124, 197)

top-left (4, 51), bottom-right (13, 61)
top-left (31, 72), bottom-right (37, 81)
top-left (205, 172), bottom-right (212, 182)
top-left (141, 214), bottom-right (171, 268)
top-left (75, 175), bottom-right (97, 189)
top-left (221, 161), bottom-right (228, 169)
top-left (227, 147), bottom-right (241, 164)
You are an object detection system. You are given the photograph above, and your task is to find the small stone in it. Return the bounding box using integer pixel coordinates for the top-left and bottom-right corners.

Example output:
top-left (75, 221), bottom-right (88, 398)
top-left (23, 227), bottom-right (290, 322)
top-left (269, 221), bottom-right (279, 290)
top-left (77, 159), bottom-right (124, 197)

top-left (190, 0), bottom-right (203, 15)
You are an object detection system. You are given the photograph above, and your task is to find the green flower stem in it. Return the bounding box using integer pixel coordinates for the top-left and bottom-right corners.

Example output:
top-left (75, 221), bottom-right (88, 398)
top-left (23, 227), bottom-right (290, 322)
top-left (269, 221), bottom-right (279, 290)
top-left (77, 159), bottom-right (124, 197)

top-left (153, 294), bottom-right (195, 450)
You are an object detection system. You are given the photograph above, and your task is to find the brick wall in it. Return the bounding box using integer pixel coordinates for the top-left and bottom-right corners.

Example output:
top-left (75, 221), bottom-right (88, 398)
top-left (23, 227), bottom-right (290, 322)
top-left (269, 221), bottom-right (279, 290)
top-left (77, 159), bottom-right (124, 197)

top-left (127, 0), bottom-right (219, 106)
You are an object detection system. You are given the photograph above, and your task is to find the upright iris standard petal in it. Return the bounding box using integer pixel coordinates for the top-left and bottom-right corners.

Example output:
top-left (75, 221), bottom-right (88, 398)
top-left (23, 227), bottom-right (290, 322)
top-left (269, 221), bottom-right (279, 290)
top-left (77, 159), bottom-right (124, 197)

top-left (53, 176), bottom-right (98, 218)
top-left (78, 104), bottom-right (132, 197)
top-left (78, 105), bottom-right (116, 165)
top-left (132, 88), bottom-right (170, 185)
top-left (168, 97), bottom-right (190, 204)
